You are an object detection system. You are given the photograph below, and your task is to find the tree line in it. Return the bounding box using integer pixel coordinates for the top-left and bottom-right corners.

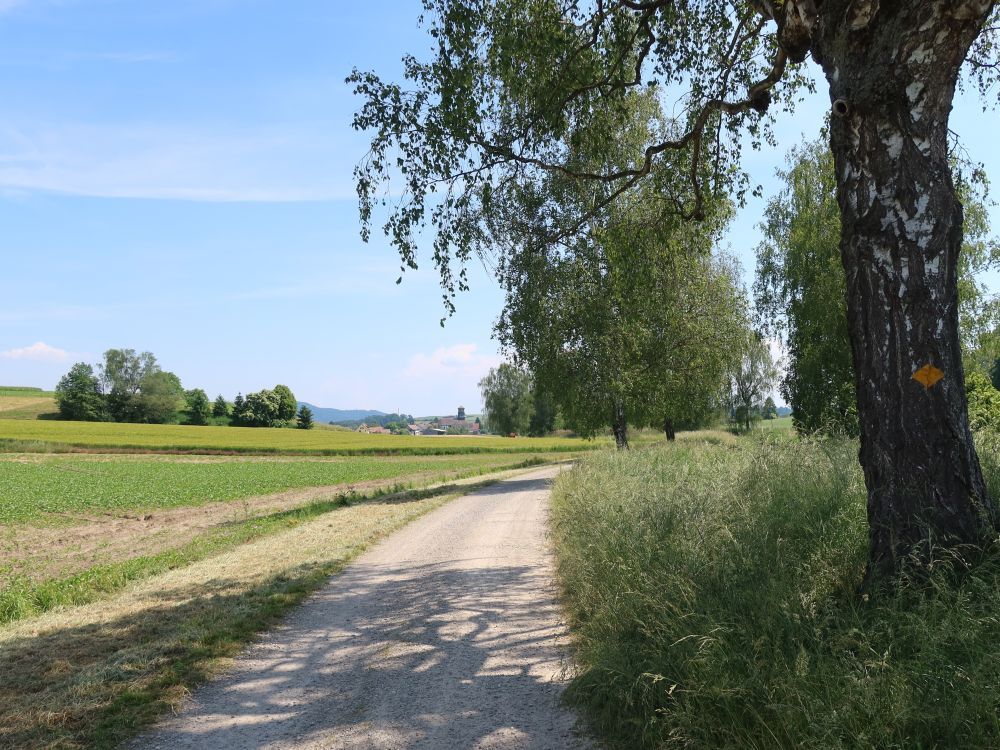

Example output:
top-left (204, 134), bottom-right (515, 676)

top-left (55, 349), bottom-right (315, 428)
top-left (473, 93), bottom-right (777, 448)
top-left (333, 413), bottom-right (415, 433)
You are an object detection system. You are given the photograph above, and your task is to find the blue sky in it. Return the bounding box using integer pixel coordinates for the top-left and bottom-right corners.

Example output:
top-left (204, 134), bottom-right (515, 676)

top-left (0, 1), bottom-right (997, 414)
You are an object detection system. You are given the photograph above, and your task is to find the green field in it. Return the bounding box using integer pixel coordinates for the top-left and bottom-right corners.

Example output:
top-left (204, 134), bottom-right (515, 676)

top-left (0, 388), bottom-right (57, 420)
top-left (754, 415), bottom-right (795, 432)
top-left (0, 453), bottom-right (561, 523)
top-left (0, 418), bottom-right (597, 454)
top-left (0, 387), bottom-right (54, 396)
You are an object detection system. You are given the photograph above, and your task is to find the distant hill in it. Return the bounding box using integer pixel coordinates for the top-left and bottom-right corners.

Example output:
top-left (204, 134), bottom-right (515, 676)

top-left (777, 406), bottom-right (792, 417)
top-left (296, 403), bottom-right (386, 424)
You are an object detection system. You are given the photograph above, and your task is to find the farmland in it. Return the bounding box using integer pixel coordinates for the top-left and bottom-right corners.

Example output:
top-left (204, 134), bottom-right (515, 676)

top-left (0, 417), bottom-right (598, 454)
top-left (0, 479), bottom-right (487, 748)
top-left (0, 388), bottom-right (57, 420)
top-left (0, 388), bottom-right (597, 746)
top-left (0, 421), bottom-right (580, 748)
top-left (0, 452), bottom-right (564, 523)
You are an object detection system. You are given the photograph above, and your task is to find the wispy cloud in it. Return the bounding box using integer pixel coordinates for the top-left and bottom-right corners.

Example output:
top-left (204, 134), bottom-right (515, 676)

top-left (224, 275), bottom-right (401, 303)
top-left (1, 341), bottom-right (71, 362)
top-left (0, 0), bottom-right (27, 13)
top-left (403, 343), bottom-right (502, 380)
top-left (81, 50), bottom-right (176, 63)
top-left (0, 122), bottom-right (359, 202)
top-left (0, 304), bottom-right (110, 324)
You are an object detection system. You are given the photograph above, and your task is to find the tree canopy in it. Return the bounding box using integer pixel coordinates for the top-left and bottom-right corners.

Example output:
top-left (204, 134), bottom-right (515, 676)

top-left (55, 363), bottom-right (105, 422)
top-left (727, 332), bottom-right (778, 433)
top-left (185, 389), bottom-right (212, 426)
top-left (479, 364), bottom-right (534, 435)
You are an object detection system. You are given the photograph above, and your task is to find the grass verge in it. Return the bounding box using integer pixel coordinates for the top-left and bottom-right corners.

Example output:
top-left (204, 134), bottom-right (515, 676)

top-left (0, 465), bottom-right (550, 748)
top-left (552, 437), bottom-right (1000, 749)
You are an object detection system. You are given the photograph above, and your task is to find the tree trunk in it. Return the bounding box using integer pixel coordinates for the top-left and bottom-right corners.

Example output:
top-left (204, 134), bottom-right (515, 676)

top-left (612, 402), bottom-right (629, 450)
top-left (814, 1), bottom-right (999, 578)
top-left (664, 417), bottom-right (676, 441)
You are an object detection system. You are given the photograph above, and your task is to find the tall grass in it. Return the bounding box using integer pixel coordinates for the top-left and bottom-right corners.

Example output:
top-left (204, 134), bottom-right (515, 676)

top-left (552, 437), bottom-right (1000, 749)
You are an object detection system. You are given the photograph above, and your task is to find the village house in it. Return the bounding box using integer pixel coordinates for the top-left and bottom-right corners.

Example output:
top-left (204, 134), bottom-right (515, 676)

top-left (436, 406), bottom-right (481, 434)
top-left (407, 407), bottom-right (482, 436)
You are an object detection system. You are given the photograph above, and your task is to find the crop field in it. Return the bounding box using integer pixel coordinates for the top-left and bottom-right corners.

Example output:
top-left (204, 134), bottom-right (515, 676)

top-left (0, 448), bottom-right (571, 629)
top-left (0, 418), bottom-right (598, 454)
top-left (0, 388), bottom-right (57, 420)
top-left (0, 452), bottom-right (563, 523)
top-left (0, 387), bottom-right (55, 398)
top-left (0, 480), bottom-right (483, 748)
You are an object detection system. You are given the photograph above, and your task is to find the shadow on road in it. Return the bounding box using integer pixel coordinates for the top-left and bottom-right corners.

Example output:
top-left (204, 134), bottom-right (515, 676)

top-left (136, 560), bottom-right (580, 748)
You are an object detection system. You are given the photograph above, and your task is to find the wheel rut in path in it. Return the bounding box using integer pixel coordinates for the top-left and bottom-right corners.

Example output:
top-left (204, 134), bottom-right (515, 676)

top-left (132, 465), bottom-right (593, 749)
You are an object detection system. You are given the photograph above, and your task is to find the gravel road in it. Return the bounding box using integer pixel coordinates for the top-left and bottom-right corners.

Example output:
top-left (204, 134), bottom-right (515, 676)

top-left (131, 465), bottom-right (592, 749)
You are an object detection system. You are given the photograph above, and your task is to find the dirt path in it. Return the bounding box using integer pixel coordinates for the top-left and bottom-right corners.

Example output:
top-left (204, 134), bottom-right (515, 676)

top-left (131, 465), bottom-right (592, 749)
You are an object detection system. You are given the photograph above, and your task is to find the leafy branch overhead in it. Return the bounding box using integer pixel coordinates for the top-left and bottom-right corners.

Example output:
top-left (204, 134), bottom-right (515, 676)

top-left (347, 0), bottom-right (826, 310)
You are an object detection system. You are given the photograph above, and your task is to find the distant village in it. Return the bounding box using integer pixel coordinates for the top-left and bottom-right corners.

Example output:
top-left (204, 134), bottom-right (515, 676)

top-left (355, 406), bottom-right (483, 436)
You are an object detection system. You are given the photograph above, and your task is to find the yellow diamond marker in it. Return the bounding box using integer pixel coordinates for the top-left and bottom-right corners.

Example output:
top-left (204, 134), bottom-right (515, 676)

top-left (912, 364), bottom-right (944, 390)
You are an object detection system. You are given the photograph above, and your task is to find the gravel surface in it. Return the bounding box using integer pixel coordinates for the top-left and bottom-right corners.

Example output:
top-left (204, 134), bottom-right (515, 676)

top-left (130, 466), bottom-right (593, 749)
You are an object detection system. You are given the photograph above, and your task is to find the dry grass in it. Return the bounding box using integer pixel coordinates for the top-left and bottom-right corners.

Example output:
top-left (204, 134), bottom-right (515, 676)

top-left (0, 483), bottom-right (470, 748)
top-left (0, 395), bottom-right (58, 420)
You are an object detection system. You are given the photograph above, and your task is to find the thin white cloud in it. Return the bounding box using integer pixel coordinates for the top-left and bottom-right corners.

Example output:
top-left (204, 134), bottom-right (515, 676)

top-left (82, 51), bottom-right (176, 63)
top-left (1, 341), bottom-right (71, 362)
top-left (0, 122), bottom-right (359, 202)
top-left (0, 0), bottom-right (27, 13)
top-left (404, 343), bottom-right (503, 379)
top-left (224, 275), bottom-right (402, 303)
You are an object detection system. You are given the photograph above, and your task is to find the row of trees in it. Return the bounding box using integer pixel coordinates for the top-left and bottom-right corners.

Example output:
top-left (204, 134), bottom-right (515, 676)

top-left (482, 93), bottom-right (774, 448)
top-left (481, 330), bottom-right (778, 444)
top-left (55, 349), bottom-right (313, 428)
top-left (349, 0), bottom-right (1000, 575)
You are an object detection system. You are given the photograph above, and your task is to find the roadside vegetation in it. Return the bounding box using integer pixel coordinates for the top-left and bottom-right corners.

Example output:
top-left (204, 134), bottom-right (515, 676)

top-left (552, 435), bottom-right (1000, 749)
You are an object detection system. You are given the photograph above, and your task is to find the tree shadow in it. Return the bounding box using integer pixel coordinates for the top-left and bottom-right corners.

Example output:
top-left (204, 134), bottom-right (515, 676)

top-left (129, 560), bottom-right (586, 748)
